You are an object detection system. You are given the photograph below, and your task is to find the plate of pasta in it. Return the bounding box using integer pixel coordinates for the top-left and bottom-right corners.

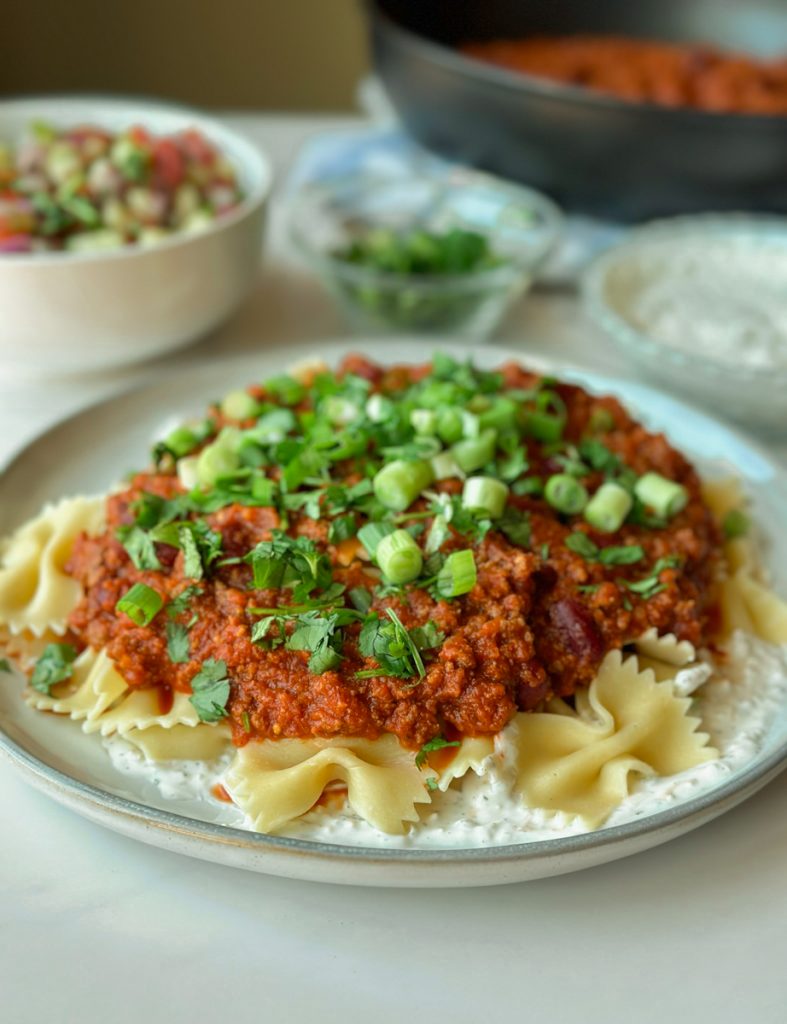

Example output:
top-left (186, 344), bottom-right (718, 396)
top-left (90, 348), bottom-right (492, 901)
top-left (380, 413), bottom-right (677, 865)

top-left (1, 340), bottom-right (786, 887)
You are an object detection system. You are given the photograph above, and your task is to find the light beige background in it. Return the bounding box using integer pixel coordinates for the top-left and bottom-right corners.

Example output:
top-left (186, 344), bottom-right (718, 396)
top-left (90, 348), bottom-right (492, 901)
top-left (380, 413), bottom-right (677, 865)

top-left (0, 0), bottom-right (369, 110)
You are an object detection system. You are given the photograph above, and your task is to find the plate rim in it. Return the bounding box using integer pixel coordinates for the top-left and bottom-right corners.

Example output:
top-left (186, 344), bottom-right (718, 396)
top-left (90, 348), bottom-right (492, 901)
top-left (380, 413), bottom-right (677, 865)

top-left (2, 338), bottom-right (786, 872)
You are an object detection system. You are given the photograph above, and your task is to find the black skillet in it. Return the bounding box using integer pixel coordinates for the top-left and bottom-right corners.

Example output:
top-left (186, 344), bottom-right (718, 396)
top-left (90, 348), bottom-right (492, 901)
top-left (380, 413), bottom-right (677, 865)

top-left (367, 0), bottom-right (787, 221)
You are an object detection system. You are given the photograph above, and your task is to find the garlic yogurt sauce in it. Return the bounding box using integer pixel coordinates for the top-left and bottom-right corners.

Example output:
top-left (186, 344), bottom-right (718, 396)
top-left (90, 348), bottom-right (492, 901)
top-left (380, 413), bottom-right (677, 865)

top-left (104, 631), bottom-right (787, 849)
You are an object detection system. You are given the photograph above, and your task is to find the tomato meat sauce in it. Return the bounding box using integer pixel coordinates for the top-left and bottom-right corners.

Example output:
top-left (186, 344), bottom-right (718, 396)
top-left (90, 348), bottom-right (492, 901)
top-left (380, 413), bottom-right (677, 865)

top-left (65, 357), bottom-right (722, 751)
top-left (462, 35), bottom-right (787, 116)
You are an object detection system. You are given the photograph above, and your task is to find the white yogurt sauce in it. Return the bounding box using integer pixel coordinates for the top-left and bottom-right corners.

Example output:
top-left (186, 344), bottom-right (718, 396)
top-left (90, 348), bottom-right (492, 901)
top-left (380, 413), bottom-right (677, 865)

top-left (104, 632), bottom-right (787, 850)
top-left (611, 236), bottom-right (787, 370)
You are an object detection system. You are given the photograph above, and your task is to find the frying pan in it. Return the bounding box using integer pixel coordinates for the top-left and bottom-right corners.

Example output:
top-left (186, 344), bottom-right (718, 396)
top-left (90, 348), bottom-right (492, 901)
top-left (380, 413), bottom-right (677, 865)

top-left (368, 0), bottom-right (787, 220)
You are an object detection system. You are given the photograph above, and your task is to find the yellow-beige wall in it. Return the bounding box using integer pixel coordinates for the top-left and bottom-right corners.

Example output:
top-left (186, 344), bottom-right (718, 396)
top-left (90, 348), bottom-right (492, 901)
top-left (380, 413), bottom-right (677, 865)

top-left (0, 0), bottom-right (369, 111)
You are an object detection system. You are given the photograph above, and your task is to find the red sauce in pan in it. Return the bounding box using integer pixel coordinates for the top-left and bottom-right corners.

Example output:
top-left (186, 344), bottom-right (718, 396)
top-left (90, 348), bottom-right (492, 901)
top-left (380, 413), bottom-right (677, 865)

top-left (462, 35), bottom-right (787, 115)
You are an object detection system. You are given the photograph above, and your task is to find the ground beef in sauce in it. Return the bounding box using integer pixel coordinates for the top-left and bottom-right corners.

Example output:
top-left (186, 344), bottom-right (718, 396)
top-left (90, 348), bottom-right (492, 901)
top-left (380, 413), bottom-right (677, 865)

top-left (65, 357), bottom-right (722, 750)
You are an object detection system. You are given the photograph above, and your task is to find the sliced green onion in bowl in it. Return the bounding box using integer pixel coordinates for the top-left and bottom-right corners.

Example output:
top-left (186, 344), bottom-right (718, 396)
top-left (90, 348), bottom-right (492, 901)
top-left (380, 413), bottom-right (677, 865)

top-left (373, 458), bottom-right (435, 512)
top-left (462, 476), bottom-right (509, 519)
top-left (116, 583), bottom-right (163, 626)
top-left (634, 472), bottom-right (689, 518)
top-left (451, 429), bottom-right (497, 474)
top-left (584, 481), bottom-right (633, 533)
top-left (375, 529), bottom-right (424, 584)
top-left (435, 549), bottom-right (477, 598)
top-left (544, 473), bottom-right (589, 515)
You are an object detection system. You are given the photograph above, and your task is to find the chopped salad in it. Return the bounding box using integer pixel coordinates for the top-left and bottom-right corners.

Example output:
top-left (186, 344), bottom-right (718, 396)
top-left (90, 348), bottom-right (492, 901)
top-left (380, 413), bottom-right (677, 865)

top-left (0, 121), bottom-right (243, 254)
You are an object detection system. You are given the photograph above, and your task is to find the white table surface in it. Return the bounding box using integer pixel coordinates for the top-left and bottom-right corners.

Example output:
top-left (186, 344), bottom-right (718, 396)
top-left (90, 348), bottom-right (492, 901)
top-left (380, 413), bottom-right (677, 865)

top-left (1, 114), bottom-right (785, 1024)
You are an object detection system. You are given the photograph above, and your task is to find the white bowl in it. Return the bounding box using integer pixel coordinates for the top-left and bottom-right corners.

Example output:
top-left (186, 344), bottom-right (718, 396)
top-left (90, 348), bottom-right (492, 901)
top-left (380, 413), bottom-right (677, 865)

top-left (0, 96), bottom-right (273, 374)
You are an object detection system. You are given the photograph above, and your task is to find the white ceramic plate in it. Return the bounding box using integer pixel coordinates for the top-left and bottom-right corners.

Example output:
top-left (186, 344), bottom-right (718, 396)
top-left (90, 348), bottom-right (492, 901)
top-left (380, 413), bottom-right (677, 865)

top-left (2, 340), bottom-right (786, 887)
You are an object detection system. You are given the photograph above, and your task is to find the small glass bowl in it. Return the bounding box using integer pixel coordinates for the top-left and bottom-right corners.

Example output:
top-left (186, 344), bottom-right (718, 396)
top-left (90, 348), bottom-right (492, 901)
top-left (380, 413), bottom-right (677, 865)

top-left (582, 214), bottom-right (787, 436)
top-left (287, 169), bottom-right (561, 338)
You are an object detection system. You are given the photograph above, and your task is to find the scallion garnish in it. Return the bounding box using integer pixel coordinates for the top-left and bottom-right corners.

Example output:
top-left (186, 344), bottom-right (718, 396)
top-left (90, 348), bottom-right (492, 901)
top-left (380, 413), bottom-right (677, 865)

top-left (544, 474), bottom-right (588, 516)
top-left (116, 583), bottom-right (163, 626)
top-left (583, 481), bottom-right (633, 534)
top-left (375, 529), bottom-right (424, 585)
top-left (634, 473), bottom-right (689, 518)
top-left (435, 549), bottom-right (477, 598)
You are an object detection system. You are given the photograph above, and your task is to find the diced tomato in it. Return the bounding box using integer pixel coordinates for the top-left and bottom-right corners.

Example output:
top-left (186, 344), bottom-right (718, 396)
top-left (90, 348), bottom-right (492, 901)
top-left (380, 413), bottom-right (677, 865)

top-left (152, 139), bottom-right (185, 189)
top-left (128, 125), bottom-right (153, 150)
top-left (178, 128), bottom-right (217, 165)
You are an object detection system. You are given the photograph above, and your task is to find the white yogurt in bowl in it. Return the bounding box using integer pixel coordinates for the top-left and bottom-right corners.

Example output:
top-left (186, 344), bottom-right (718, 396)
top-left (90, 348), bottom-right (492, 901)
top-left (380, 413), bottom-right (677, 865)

top-left (583, 215), bottom-right (787, 435)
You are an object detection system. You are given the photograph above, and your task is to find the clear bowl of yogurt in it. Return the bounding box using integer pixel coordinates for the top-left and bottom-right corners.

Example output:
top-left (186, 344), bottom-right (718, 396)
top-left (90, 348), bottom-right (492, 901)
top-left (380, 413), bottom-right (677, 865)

top-left (582, 215), bottom-right (787, 435)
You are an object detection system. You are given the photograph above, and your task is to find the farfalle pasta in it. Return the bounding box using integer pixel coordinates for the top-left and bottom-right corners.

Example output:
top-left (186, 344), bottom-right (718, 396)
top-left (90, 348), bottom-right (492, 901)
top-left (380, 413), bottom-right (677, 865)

top-left (2, 356), bottom-right (787, 844)
top-left (510, 652), bottom-right (715, 826)
top-left (0, 497), bottom-right (104, 635)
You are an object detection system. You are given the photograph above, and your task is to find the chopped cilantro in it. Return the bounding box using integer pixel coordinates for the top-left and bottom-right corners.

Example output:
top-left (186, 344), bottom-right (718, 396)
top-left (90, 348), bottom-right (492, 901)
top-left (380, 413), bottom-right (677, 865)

top-left (251, 616), bottom-right (287, 649)
top-left (166, 621), bottom-right (191, 664)
top-left (329, 514), bottom-right (356, 544)
top-left (564, 532), bottom-right (599, 560)
top-left (415, 735), bottom-right (460, 769)
top-left (357, 608), bottom-right (427, 680)
top-left (167, 585), bottom-right (202, 620)
top-left (620, 556), bottom-right (681, 599)
top-left (30, 643), bottom-right (78, 694)
top-left (115, 524), bottom-right (161, 570)
top-left (189, 658), bottom-right (230, 723)
top-left (497, 506), bottom-right (531, 548)
top-left (286, 611), bottom-right (344, 674)
top-left (597, 544), bottom-right (645, 566)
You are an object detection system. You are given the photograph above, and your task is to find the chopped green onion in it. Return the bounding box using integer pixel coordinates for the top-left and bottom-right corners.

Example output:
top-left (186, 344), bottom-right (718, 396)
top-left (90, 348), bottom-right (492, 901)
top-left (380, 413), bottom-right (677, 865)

top-left (431, 451), bottom-right (464, 480)
top-left (116, 583), bottom-right (163, 626)
top-left (522, 390), bottom-right (567, 443)
top-left (160, 424), bottom-right (207, 459)
top-left (373, 458), bottom-right (434, 512)
top-left (410, 409), bottom-right (438, 436)
top-left (462, 476), bottom-right (509, 519)
top-left (196, 428), bottom-right (242, 487)
top-left (324, 395), bottom-right (359, 425)
top-left (587, 407), bottom-right (615, 434)
top-left (375, 529), bottom-right (424, 584)
top-left (460, 410), bottom-right (480, 438)
top-left (723, 509), bottom-right (750, 540)
top-left (583, 481), bottom-right (633, 533)
top-left (365, 394), bottom-right (394, 422)
top-left (544, 473), bottom-right (588, 515)
top-left (435, 549), bottom-right (477, 598)
top-left (634, 472), bottom-right (689, 518)
top-left (451, 429), bottom-right (497, 474)
top-left (220, 389), bottom-right (258, 421)
top-left (358, 520), bottom-right (395, 558)
top-left (478, 397), bottom-right (519, 434)
top-left (436, 408), bottom-right (464, 444)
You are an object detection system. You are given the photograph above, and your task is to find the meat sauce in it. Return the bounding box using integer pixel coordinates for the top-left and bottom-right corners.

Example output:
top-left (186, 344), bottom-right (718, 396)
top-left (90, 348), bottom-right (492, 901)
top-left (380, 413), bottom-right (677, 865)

top-left (65, 358), bottom-right (721, 750)
top-left (462, 35), bottom-right (787, 116)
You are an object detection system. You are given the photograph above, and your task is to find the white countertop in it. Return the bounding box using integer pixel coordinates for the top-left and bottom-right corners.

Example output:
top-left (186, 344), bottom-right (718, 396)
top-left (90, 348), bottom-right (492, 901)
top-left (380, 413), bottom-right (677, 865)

top-left (1, 114), bottom-right (785, 1024)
